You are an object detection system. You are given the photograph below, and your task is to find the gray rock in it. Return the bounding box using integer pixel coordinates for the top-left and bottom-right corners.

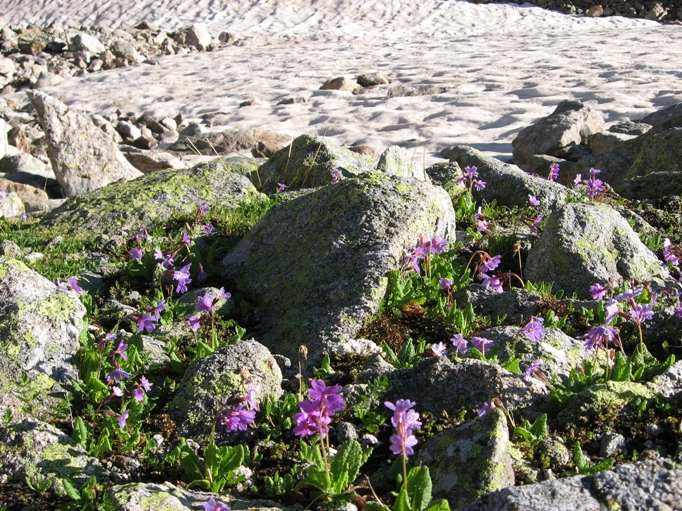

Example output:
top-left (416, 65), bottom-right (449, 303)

top-left (178, 122), bottom-right (204, 137)
top-left (39, 158), bottom-right (262, 236)
top-left (0, 190), bottom-right (24, 218)
top-left (0, 240), bottom-right (22, 258)
top-left (446, 145), bottom-right (579, 212)
top-left (628, 127), bottom-right (682, 177)
top-left (0, 57), bottom-right (17, 76)
top-left (107, 483), bottom-right (298, 511)
top-left (252, 134), bottom-right (375, 193)
top-left (385, 357), bottom-right (548, 418)
top-left (0, 119), bottom-right (8, 158)
top-left (117, 120), bottom-right (142, 141)
top-left (652, 360), bottom-right (682, 404)
top-left (70, 32), bottom-right (106, 54)
top-left (110, 40), bottom-right (142, 63)
top-left (357, 72), bottom-right (389, 87)
top-left (524, 202), bottom-right (677, 299)
top-left (119, 145), bottom-right (188, 173)
top-left (320, 76), bottom-right (360, 92)
top-left (376, 146), bottom-right (425, 180)
top-left (480, 326), bottom-right (590, 384)
top-left (221, 172), bottom-right (455, 364)
top-left (0, 177), bottom-right (49, 206)
top-left (536, 437), bottom-right (571, 466)
top-left (641, 103), bottom-right (682, 127)
top-left (523, 155), bottom-right (575, 179)
top-left (26, 90), bottom-right (142, 198)
top-left (600, 433), bottom-right (626, 458)
top-left (564, 150), bottom-right (634, 190)
top-left (588, 132), bottom-right (635, 153)
top-left (0, 420), bottom-right (108, 491)
top-left (0, 257), bottom-right (85, 420)
top-left (453, 286), bottom-right (542, 326)
top-left (386, 84), bottom-right (449, 98)
top-left (170, 338), bottom-right (282, 442)
top-left (184, 24), bottom-right (213, 51)
top-left (417, 409), bottom-right (515, 509)
top-left (512, 100), bottom-right (605, 166)
top-left (608, 120), bottom-right (652, 135)
top-left (0, 152), bottom-right (47, 176)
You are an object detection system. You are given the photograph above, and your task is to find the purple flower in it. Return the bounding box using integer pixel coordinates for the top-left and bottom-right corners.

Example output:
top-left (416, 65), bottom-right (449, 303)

top-left (293, 379), bottom-right (345, 439)
top-left (134, 387), bottom-right (145, 402)
top-left (110, 339), bottom-right (129, 361)
top-left (528, 195), bottom-right (540, 207)
top-left (519, 316), bottom-right (544, 342)
top-left (675, 304), bottom-right (682, 318)
top-left (246, 387), bottom-right (260, 411)
top-left (113, 386), bottom-right (123, 397)
top-left (590, 283), bottom-right (609, 301)
top-left (118, 410), bottom-right (129, 431)
top-left (573, 173), bottom-right (583, 188)
top-left (196, 293), bottom-right (216, 314)
top-left (198, 202), bottom-right (210, 216)
top-left (615, 287), bottom-right (643, 301)
top-left (451, 334), bottom-right (468, 354)
top-left (474, 180), bottom-right (486, 191)
top-left (479, 254), bottom-right (501, 273)
top-left (431, 342), bottom-right (447, 356)
top-left (402, 249), bottom-right (421, 274)
top-left (308, 379), bottom-right (345, 413)
top-left (629, 303), bottom-right (654, 324)
top-left (21, 213), bottom-right (28, 221)
top-left (219, 287), bottom-right (232, 300)
top-left (277, 183), bottom-right (288, 192)
top-left (188, 314), bottom-right (201, 332)
top-left (464, 166), bottom-right (478, 179)
top-left (140, 376), bottom-right (153, 392)
top-left (604, 298), bottom-right (619, 324)
top-left (480, 273), bottom-right (503, 293)
top-left (146, 300), bottom-right (166, 321)
top-left (162, 255), bottom-right (175, 269)
top-left (478, 401), bottom-right (494, 417)
top-left (67, 277), bottom-right (82, 294)
top-left (204, 497), bottom-right (230, 511)
top-left (106, 368), bottom-right (131, 383)
top-left (220, 404), bottom-right (256, 431)
top-left (581, 325), bottom-right (619, 351)
top-left (136, 314), bottom-right (157, 334)
top-left (130, 248), bottom-right (143, 261)
top-left (664, 239), bottom-right (680, 267)
top-left (523, 358), bottom-right (543, 378)
top-left (477, 220), bottom-right (491, 234)
top-left (182, 231), bottom-right (191, 246)
top-left (548, 163), bottom-right (560, 181)
top-left (530, 215), bottom-right (543, 234)
top-left (154, 248), bottom-right (164, 260)
top-left (471, 337), bottom-right (494, 355)
top-left (331, 168), bottom-right (341, 184)
top-left (173, 264), bottom-right (192, 294)
top-left (439, 278), bottom-right (452, 291)
top-left (293, 399), bottom-right (325, 437)
top-left (203, 224), bottom-right (215, 235)
top-left (385, 399), bottom-right (421, 457)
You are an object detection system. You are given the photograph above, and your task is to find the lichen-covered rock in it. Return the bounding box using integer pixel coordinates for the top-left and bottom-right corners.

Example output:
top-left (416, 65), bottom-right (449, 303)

top-left (480, 326), bottom-right (590, 384)
top-left (453, 286), bottom-right (542, 326)
top-left (26, 90), bottom-right (142, 197)
top-left (0, 419), bottom-right (108, 491)
top-left (253, 134), bottom-right (374, 193)
top-left (446, 145), bottom-right (579, 212)
top-left (376, 146), bottom-right (424, 180)
top-left (385, 357), bottom-right (548, 418)
top-left (555, 381), bottom-right (654, 427)
top-left (651, 360), bottom-right (682, 404)
top-left (0, 257), bottom-right (84, 420)
top-left (641, 102), bottom-right (682, 127)
top-left (0, 190), bottom-right (24, 218)
top-left (221, 172), bottom-right (455, 364)
top-left (627, 127), bottom-right (682, 177)
top-left (39, 158), bottom-right (262, 236)
top-left (524, 202), bottom-right (677, 299)
top-left (463, 457), bottom-right (682, 511)
top-left (417, 409), bottom-right (515, 509)
top-left (170, 339), bottom-right (282, 442)
top-left (425, 161), bottom-right (463, 190)
top-left (106, 483), bottom-right (298, 511)
top-left (119, 145), bottom-right (188, 173)
top-left (512, 100), bottom-right (605, 166)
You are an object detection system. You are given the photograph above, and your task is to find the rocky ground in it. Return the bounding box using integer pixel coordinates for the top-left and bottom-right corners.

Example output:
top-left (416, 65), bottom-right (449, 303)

top-left (487, 0), bottom-right (682, 20)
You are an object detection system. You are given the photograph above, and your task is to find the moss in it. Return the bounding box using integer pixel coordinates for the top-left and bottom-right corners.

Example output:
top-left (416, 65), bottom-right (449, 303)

top-left (395, 183), bottom-right (412, 195)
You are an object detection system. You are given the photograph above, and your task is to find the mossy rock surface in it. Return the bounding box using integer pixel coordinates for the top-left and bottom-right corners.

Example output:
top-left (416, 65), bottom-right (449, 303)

top-left (524, 202), bottom-right (676, 299)
top-left (221, 172), bottom-right (456, 363)
top-left (253, 134), bottom-right (374, 193)
top-left (418, 408), bottom-right (515, 509)
top-left (0, 257), bottom-right (84, 420)
top-left (628, 127), bottom-right (682, 178)
top-left (39, 158), bottom-right (263, 236)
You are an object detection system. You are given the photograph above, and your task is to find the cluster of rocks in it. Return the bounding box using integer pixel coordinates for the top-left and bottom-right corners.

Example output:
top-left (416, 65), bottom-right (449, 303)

top-left (2, 85), bottom-right (682, 508)
top-left (474, 0), bottom-right (682, 22)
top-left (0, 22), bottom-right (243, 95)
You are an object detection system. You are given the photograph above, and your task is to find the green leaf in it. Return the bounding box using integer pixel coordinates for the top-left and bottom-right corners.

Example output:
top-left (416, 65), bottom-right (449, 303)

top-left (72, 416), bottom-right (89, 448)
top-left (501, 356), bottom-right (521, 374)
top-left (61, 478), bottom-right (81, 501)
top-left (366, 501), bottom-right (390, 511)
top-left (582, 457), bottom-right (614, 475)
top-left (330, 440), bottom-right (370, 495)
top-left (407, 466), bottom-right (432, 511)
top-left (573, 441), bottom-right (588, 471)
top-left (529, 414), bottom-right (548, 442)
top-left (394, 487), bottom-right (411, 511)
top-left (424, 499), bottom-right (450, 511)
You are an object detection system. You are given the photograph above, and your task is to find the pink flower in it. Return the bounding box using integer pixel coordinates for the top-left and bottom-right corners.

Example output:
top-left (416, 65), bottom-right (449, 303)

top-left (385, 399), bottom-right (421, 457)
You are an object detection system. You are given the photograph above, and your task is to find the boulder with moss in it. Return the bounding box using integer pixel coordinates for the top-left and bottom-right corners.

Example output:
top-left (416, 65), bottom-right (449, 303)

top-left (524, 202), bottom-right (677, 299)
top-left (170, 339), bottom-right (282, 443)
top-left (418, 409), bottom-right (515, 510)
top-left (26, 90), bottom-right (142, 198)
top-left (445, 145), bottom-right (579, 213)
top-left (252, 134), bottom-right (375, 193)
top-left (39, 158), bottom-right (263, 236)
top-left (0, 257), bottom-right (84, 420)
top-left (221, 172), bottom-right (455, 365)
top-left (0, 419), bottom-right (108, 491)
top-left (384, 357), bottom-right (548, 418)
top-left (376, 146), bottom-right (424, 180)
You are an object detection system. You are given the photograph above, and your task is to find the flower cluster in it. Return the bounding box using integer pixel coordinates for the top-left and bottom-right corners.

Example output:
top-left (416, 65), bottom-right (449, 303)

top-left (204, 497), bottom-right (230, 511)
top-left (447, 334), bottom-right (495, 356)
top-left (401, 234), bottom-right (448, 274)
top-left (102, 332), bottom-right (152, 430)
top-left (385, 399), bottom-right (422, 457)
top-left (574, 168), bottom-right (605, 199)
top-left (548, 162), bottom-right (560, 182)
top-left (518, 316), bottom-right (545, 342)
top-left (664, 239), bottom-right (681, 276)
top-left (56, 277), bottom-right (82, 294)
top-left (219, 388), bottom-right (259, 432)
top-left (293, 379), bottom-right (345, 439)
top-left (457, 165), bottom-right (486, 193)
top-left (130, 299), bottom-right (165, 334)
top-left (187, 288), bottom-right (231, 332)
top-left (331, 168), bottom-right (342, 184)
top-left (474, 207), bottom-right (492, 234)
